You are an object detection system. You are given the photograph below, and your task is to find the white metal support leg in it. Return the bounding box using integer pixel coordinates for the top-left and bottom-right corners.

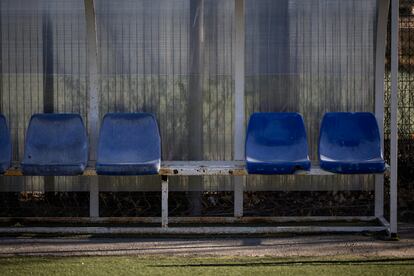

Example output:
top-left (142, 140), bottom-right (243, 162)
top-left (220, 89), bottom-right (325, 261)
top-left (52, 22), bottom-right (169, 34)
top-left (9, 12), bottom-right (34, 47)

top-left (375, 176), bottom-right (384, 218)
top-left (84, 0), bottom-right (99, 161)
top-left (390, 0), bottom-right (399, 237)
top-left (161, 176), bottom-right (169, 228)
top-left (234, 176), bottom-right (244, 217)
top-left (89, 178), bottom-right (99, 218)
top-left (84, 0), bottom-right (100, 219)
top-left (234, 0), bottom-right (245, 218)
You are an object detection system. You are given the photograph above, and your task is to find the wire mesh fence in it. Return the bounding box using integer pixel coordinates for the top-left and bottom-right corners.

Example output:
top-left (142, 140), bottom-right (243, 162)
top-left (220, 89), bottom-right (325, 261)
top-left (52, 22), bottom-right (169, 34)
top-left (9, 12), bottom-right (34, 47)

top-left (383, 0), bottom-right (414, 222)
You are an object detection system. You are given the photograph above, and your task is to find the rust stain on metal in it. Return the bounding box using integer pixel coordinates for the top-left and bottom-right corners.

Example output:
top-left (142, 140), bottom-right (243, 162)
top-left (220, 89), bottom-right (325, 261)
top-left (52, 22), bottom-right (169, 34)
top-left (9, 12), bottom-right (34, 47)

top-left (4, 168), bottom-right (23, 176)
top-left (83, 168), bottom-right (97, 176)
top-left (158, 166), bottom-right (246, 176)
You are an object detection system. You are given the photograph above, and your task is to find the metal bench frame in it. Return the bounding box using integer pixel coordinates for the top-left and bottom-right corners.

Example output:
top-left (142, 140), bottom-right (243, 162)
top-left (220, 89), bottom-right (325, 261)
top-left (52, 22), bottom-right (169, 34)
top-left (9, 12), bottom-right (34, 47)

top-left (0, 0), bottom-right (399, 237)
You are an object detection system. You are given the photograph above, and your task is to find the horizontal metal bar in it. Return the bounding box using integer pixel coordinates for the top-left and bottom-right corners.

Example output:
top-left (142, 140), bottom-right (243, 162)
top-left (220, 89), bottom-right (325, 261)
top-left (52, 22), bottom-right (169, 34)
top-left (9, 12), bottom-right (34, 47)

top-left (0, 226), bottom-right (387, 235)
top-left (160, 161), bottom-right (246, 176)
top-left (0, 216), bottom-right (378, 224)
top-left (3, 162), bottom-right (390, 177)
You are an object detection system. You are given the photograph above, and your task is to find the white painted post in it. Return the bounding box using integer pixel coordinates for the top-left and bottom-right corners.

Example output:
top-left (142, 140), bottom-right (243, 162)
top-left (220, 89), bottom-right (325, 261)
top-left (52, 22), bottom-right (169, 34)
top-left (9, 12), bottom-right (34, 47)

top-left (89, 179), bottom-right (99, 218)
top-left (374, 0), bottom-right (390, 219)
top-left (188, 0), bottom-right (205, 216)
top-left (161, 176), bottom-right (169, 228)
top-left (390, 0), bottom-right (399, 236)
top-left (84, 0), bottom-right (99, 160)
top-left (84, 0), bottom-right (100, 218)
top-left (234, 178), bottom-right (244, 217)
top-left (234, 0), bottom-right (245, 218)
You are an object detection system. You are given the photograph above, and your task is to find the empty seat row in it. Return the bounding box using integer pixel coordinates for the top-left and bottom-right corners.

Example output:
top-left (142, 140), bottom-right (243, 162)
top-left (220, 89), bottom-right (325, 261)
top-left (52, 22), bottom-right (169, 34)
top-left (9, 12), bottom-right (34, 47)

top-left (0, 112), bottom-right (385, 176)
top-left (246, 112), bottom-right (386, 174)
top-left (0, 113), bottom-right (160, 176)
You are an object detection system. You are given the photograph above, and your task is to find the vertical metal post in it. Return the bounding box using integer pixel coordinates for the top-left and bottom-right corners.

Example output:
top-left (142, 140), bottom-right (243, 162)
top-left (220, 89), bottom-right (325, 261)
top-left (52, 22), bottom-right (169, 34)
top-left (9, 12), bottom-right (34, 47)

top-left (374, 0), bottom-right (390, 218)
top-left (84, 0), bottom-right (99, 161)
top-left (188, 0), bottom-right (204, 216)
top-left (161, 176), bottom-right (169, 228)
top-left (234, 178), bottom-right (244, 217)
top-left (42, 13), bottom-right (56, 194)
top-left (234, 0), bottom-right (245, 218)
top-left (42, 14), bottom-right (54, 113)
top-left (390, 0), bottom-right (399, 236)
top-left (84, 0), bottom-right (100, 218)
top-left (89, 179), bottom-right (99, 218)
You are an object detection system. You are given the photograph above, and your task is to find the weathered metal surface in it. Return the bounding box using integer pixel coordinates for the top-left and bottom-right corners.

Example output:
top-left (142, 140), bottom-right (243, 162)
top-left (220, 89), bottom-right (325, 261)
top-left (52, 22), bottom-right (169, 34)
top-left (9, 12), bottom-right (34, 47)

top-left (233, 0), bottom-right (245, 217)
top-left (1, 162), bottom-right (389, 177)
top-left (0, 216), bottom-right (378, 224)
top-left (83, 168), bottom-right (98, 176)
top-left (159, 161), bottom-right (246, 176)
top-left (0, 225), bottom-right (387, 235)
top-left (3, 167), bottom-right (23, 176)
top-left (0, 214), bottom-right (387, 235)
top-left (161, 176), bottom-right (168, 228)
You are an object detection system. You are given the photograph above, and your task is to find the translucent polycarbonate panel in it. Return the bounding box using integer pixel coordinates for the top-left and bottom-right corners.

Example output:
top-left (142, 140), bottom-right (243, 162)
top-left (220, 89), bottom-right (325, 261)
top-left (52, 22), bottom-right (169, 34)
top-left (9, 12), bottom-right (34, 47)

top-left (0, 0), bottom-right (88, 162)
top-left (95, 0), bottom-right (234, 162)
top-left (0, 0), bottom-right (88, 192)
top-left (245, 0), bottom-right (377, 191)
top-left (94, 0), bottom-right (234, 191)
top-left (0, 0), bottom-right (235, 191)
top-left (0, 0), bottom-right (380, 192)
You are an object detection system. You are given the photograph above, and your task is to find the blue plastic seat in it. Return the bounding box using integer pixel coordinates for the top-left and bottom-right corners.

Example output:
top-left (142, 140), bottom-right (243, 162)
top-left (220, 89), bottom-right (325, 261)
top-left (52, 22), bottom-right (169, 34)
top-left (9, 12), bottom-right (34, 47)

top-left (319, 112), bottom-right (386, 174)
top-left (0, 114), bottom-right (12, 174)
top-left (96, 113), bottom-right (161, 175)
top-left (245, 112), bottom-right (311, 174)
top-left (21, 114), bottom-right (88, 175)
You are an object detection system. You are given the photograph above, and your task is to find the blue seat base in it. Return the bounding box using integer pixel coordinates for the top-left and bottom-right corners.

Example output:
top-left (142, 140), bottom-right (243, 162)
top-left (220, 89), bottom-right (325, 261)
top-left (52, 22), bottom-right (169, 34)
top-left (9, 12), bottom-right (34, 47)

top-left (247, 160), bottom-right (311, 175)
top-left (21, 164), bottom-right (86, 176)
top-left (320, 159), bottom-right (386, 174)
top-left (96, 163), bottom-right (159, 175)
top-left (245, 112), bottom-right (311, 175)
top-left (318, 112), bottom-right (386, 175)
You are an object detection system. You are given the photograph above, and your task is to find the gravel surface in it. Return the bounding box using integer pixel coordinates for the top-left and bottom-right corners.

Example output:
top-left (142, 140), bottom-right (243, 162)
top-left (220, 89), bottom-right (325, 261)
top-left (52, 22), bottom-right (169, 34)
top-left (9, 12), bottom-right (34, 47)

top-left (0, 224), bottom-right (414, 258)
top-left (0, 224), bottom-right (413, 258)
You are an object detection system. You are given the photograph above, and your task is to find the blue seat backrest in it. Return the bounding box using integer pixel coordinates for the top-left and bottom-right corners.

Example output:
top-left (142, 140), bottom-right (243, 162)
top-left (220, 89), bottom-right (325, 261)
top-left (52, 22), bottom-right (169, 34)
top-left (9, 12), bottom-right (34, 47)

top-left (246, 112), bottom-right (310, 169)
top-left (22, 114), bottom-right (88, 168)
top-left (319, 112), bottom-right (383, 162)
top-left (0, 114), bottom-right (12, 173)
top-left (97, 113), bottom-right (161, 166)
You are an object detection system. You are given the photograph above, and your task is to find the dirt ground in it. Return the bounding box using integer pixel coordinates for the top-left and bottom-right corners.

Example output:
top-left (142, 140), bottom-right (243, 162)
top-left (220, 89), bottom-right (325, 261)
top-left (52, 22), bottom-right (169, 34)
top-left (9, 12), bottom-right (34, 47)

top-left (0, 223), bottom-right (412, 258)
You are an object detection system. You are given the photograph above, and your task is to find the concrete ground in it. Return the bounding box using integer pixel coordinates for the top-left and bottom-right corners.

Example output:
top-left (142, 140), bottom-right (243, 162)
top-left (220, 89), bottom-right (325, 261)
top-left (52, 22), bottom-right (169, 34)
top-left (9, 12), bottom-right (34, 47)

top-left (0, 223), bottom-right (413, 258)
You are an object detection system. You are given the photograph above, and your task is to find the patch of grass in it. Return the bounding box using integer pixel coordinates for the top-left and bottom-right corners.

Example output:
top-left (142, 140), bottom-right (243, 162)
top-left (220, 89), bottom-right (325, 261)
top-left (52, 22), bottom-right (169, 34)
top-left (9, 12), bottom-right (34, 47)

top-left (0, 256), bottom-right (413, 276)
